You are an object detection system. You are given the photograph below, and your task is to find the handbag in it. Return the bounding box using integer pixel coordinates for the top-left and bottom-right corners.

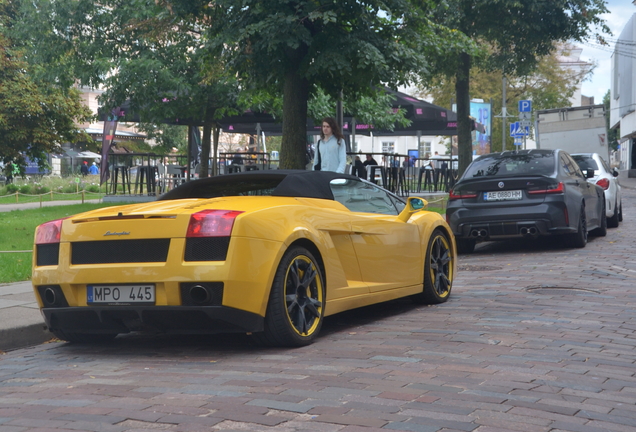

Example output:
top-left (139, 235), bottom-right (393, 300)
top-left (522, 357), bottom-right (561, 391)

top-left (314, 140), bottom-right (322, 171)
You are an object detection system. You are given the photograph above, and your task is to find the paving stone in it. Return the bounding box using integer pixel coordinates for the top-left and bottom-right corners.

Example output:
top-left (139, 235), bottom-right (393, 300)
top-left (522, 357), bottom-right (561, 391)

top-left (313, 414), bottom-right (387, 428)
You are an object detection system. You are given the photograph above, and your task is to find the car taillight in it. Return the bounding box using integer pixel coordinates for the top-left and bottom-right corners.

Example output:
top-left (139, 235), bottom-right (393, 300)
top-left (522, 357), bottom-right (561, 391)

top-left (528, 182), bottom-right (565, 195)
top-left (186, 210), bottom-right (243, 237)
top-left (35, 218), bottom-right (67, 244)
top-left (449, 189), bottom-right (477, 200)
top-left (596, 178), bottom-right (610, 190)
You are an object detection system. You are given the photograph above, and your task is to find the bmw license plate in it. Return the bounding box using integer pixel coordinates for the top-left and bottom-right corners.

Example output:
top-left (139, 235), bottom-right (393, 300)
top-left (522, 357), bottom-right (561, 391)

top-left (87, 284), bottom-right (155, 304)
top-left (484, 190), bottom-right (522, 201)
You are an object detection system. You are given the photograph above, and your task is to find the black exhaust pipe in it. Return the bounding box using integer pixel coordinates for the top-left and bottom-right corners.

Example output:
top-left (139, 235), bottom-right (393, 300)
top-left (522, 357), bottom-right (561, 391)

top-left (189, 285), bottom-right (212, 305)
top-left (43, 287), bottom-right (57, 306)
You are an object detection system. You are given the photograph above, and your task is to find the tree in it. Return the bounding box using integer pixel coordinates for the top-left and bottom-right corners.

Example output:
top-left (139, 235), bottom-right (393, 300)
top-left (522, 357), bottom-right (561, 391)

top-left (420, 50), bottom-right (584, 152)
top-left (201, 0), bottom-right (466, 169)
top-left (0, 0), bottom-right (91, 173)
top-left (12, 0), bottom-right (241, 177)
top-left (429, 0), bottom-right (609, 176)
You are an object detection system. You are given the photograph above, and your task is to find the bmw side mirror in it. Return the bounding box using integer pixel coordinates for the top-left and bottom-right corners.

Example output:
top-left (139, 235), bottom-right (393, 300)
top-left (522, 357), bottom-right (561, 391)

top-left (612, 168), bottom-right (619, 178)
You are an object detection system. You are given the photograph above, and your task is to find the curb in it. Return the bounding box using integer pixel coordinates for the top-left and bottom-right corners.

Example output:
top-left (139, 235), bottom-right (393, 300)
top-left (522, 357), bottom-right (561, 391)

top-left (0, 322), bottom-right (53, 352)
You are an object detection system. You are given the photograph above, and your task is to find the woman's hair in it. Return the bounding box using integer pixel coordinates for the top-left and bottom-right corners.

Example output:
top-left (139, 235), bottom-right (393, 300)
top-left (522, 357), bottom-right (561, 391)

top-left (320, 117), bottom-right (344, 143)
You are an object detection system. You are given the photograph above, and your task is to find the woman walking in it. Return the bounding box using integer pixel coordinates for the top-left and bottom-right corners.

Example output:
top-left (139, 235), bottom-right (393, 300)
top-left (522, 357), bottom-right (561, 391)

top-left (313, 117), bottom-right (347, 173)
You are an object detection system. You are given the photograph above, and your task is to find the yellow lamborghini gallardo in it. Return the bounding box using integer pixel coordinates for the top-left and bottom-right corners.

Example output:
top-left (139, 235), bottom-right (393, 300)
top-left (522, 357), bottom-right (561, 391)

top-left (32, 170), bottom-right (455, 347)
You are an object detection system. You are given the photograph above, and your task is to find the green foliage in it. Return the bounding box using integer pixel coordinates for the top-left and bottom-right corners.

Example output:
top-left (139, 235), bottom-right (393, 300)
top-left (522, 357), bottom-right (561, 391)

top-left (427, 0), bottom-right (609, 175)
top-left (4, 184), bottom-right (18, 194)
top-left (421, 51), bottom-right (583, 152)
top-left (18, 185), bottom-right (31, 195)
top-left (0, 0), bottom-right (93, 172)
top-left (203, 0), bottom-right (470, 169)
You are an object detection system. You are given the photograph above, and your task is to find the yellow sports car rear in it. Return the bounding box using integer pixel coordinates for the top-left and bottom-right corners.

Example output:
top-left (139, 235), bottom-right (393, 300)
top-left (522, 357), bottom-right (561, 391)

top-left (32, 170), bottom-right (455, 346)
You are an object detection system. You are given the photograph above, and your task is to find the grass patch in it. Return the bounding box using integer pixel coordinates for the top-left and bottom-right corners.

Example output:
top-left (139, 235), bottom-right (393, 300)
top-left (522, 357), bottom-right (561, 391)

top-left (0, 203), bottom-right (116, 283)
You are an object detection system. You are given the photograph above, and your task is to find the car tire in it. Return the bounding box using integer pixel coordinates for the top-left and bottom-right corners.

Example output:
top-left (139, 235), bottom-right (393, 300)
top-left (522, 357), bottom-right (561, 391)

top-left (456, 238), bottom-right (476, 254)
top-left (51, 330), bottom-right (117, 344)
top-left (412, 229), bottom-right (454, 305)
top-left (607, 199), bottom-right (619, 228)
top-left (254, 246), bottom-right (325, 347)
top-left (618, 201), bottom-right (623, 222)
top-left (567, 204), bottom-right (587, 248)
top-left (593, 201), bottom-right (607, 236)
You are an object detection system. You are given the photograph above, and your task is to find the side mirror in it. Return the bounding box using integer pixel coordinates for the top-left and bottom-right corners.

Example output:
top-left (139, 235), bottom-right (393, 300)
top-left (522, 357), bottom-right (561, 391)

top-left (398, 197), bottom-right (428, 223)
top-left (586, 168), bottom-right (595, 179)
top-left (612, 168), bottom-right (619, 178)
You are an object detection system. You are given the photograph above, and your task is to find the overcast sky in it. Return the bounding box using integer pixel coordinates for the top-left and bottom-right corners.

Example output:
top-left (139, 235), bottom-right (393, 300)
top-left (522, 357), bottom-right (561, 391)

top-left (580, 0), bottom-right (635, 103)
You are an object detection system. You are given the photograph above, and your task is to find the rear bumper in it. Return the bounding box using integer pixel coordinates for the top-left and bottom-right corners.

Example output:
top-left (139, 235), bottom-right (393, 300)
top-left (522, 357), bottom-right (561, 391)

top-left (447, 202), bottom-right (574, 239)
top-left (42, 305), bottom-right (264, 335)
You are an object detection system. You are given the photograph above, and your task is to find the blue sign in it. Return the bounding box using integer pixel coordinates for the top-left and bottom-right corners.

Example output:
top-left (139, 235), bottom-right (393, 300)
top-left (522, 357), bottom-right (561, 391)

top-left (509, 122), bottom-right (518, 137)
top-left (509, 122), bottom-right (529, 138)
top-left (519, 100), bottom-right (532, 113)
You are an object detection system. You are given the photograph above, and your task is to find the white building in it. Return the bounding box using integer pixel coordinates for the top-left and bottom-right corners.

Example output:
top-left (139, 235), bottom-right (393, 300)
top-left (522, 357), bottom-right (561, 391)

top-left (610, 7), bottom-right (636, 175)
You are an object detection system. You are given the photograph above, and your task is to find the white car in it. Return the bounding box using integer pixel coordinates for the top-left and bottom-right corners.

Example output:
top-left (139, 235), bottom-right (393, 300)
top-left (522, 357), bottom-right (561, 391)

top-left (572, 153), bottom-right (622, 227)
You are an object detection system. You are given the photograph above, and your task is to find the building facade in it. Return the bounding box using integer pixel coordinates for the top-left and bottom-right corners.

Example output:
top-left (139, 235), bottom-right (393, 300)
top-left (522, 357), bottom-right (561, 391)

top-left (610, 7), bottom-right (636, 175)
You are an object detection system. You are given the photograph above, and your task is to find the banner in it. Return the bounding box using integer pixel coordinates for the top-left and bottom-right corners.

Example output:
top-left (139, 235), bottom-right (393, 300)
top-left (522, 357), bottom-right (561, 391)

top-left (470, 101), bottom-right (491, 155)
top-left (100, 107), bottom-right (122, 185)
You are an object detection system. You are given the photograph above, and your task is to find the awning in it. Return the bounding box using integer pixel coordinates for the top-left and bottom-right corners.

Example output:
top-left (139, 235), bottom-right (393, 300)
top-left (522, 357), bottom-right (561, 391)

top-left (84, 127), bottom-right (146, 141)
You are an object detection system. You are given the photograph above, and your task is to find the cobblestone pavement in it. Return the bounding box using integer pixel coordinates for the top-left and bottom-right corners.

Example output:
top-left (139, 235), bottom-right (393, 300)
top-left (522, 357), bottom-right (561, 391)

top-left (1, 191), bottom-right (635, 432)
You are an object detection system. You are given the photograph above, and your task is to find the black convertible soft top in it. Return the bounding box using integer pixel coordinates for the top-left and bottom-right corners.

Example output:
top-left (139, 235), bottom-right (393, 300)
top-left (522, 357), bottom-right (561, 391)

top-left (158, 170), bottom-right (361, 201)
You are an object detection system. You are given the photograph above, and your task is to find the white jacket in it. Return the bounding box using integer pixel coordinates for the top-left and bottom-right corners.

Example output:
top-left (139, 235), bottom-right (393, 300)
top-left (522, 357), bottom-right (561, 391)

top-left (313, 136), bottom-right (346, 173)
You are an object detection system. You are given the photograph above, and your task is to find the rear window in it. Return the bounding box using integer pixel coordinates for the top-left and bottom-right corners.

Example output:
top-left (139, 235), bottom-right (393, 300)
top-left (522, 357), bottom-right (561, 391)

top-left (464, 153), bottom-right (555, 178)
top-left (168, 179), bottom-right (283, 199)
top-left (571, 155), bottom-right (599, 171)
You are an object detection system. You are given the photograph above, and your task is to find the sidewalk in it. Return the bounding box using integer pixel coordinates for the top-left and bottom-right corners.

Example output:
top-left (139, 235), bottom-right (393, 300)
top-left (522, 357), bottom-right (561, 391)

top-left (1, 174), bottom-right (635, 351)
top-left (0, 198), bottom-right (102, 212)
top-left (0, 281), bottom-right (51, 351)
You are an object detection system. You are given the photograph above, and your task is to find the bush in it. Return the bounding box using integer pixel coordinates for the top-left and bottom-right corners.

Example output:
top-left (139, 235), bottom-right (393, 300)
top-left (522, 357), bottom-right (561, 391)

top-left (33, 185), bottom-right (50, 194)
top-left (19, 185), bottom-right (32, 195)
top-left (5, 184), bottom-right (18, 194)
top-left (62, 184), bottom-right (77, 194)
top-left (86, 184), bottom-right (100, 193)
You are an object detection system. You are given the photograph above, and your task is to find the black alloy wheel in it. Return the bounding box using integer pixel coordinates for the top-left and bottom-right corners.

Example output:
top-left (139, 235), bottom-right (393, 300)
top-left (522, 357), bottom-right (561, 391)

top-left (568, 204), bottom-right (587, 248)
top-left (412, 229), bottom-right (454, 305)
top-left (255, 246), bottom-right (325, 347)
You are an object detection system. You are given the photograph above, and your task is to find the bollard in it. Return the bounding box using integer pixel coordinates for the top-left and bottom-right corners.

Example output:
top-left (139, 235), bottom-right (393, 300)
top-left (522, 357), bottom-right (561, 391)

top-left (15, 193), bottom-right (18, 203)
top-left (82, 190), bottom-right (85, 204)
top-left (40, 195), bottom-right (43, 208)
top-left (50, 190), bottom-right (53, 201)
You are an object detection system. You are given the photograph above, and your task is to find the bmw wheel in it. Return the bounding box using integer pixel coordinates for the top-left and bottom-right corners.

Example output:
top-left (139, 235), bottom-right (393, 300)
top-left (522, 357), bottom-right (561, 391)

top-left (607, 199), bottom-right (619, 228)
top-left (618, 201), bottom-right (623, 222)
top-left (412, 229), bottom-right (454, 305)
top-left (568, 204), bottom-right (587, 248)
top-left (256, 246), bottom-right (325, 347)
top-left (593, 200), bottom-right (607, 236)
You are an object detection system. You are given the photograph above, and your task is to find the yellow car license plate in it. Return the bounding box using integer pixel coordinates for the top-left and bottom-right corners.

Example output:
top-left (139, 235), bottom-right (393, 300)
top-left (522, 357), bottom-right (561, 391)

top-left (87, 284), bottom-right (155, 304)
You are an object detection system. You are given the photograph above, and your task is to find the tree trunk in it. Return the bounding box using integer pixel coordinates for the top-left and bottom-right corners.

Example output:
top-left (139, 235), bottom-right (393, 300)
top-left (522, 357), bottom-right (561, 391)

top-left (201, 122), bottom-right (212, 178)
top-left (455, 52), bottom-right (472, 178)
top-left (212, 125), bottom-right (220, 176)
top-left (280, 68), bottom-right (309, 170)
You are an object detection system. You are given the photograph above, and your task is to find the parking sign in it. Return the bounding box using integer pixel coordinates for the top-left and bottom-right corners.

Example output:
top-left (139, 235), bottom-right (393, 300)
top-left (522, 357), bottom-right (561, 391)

top-left (519, 100), bottom-right (532, 113)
